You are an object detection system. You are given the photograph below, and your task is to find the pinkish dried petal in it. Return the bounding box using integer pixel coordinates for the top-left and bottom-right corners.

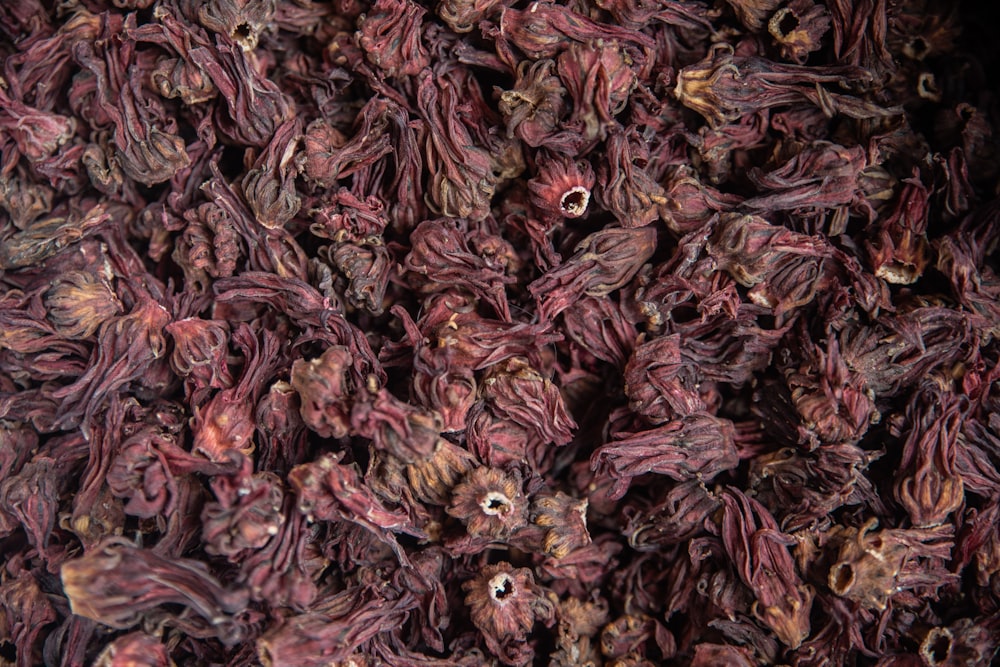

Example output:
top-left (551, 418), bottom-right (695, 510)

top-left (593, 413), bottom-right (739, 500)
top-left (557, 40), bottom-right (637, 142)
top-left (61, 538), bottom-right (249, 644)
top-left (92, 632), bottom-right (175, 667)
top-left (165, 318), bottom-right (235, 393)
top-left (290, 346), bottom-right (355, 439)
top-left (243, 120), bottom-right (301, 230)
top-left (529, 227), bottom-right (657, 321)
top-left (357, 0), bottom-right (430, 77)
top-left (499, 59), bottom-right (566, 147)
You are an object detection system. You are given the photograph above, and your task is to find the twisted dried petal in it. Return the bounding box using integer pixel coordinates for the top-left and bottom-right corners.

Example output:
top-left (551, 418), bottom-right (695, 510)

top-left (597, 125), bottom-right (666, 228)
top-left (481, 357), bottom-right (577, 447)
top-left (290, 346), bottom-right (354, 439)
top-left (893, 386), bottom-right (966, 528)
top-left (417, 69), bottom-right (496, 221)
top-left (61, 538), bottom-right (249, 644)
top-left (357, 0), bottom-right (430, 77)
top-left (625, 334), bottom-right (706, 423)
top-left (529, 227), bottom-right (656, 321)
top-left (556, 40), bottom-right (637, 142)
top-left (499, 59), bottom-right (566, 147)
top-left (243, 120), bottom-right (301, 230)
top-left (720, 488), bottom-right (812, 649)
top-left (592, 412), bottom-right (739, 500)
top-left (92, 632), bottom-right (175, 667)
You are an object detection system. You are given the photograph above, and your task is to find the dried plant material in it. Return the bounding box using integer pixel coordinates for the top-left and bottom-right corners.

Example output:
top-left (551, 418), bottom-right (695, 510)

top-left (1, 0), bottom-right (999, 664)
top-left (463, 562), bottom-right (555, 666)
top-left (61, 538), bottom-right (249, 644)
top-left (447, 466), bottom-right (529, 539)
top-left (528, 152), bottom-right (596, 220)
top-left (720, 489), bottom-right (813, 649)
top-left (826, 519), bottom-right (957, 611)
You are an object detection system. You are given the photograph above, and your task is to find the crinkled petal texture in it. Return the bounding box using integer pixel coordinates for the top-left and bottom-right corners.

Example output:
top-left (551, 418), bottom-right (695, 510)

top-left (2, 0), bottom-right (1000, 665)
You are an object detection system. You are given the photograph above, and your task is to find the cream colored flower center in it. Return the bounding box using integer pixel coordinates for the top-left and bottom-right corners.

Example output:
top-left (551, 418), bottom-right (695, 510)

top-left (560, 186), bottom-right (590, 217)
top-left (480, 491), bottom-right (512, 515)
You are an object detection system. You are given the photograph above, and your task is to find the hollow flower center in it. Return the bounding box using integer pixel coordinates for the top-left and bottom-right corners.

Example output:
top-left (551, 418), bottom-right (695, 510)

top-left (488, 573), bottom-right (515, 602)
top-left (560, 187), bottom-right (590, 217)
top-left (480, 491), bottom-right (512, 515)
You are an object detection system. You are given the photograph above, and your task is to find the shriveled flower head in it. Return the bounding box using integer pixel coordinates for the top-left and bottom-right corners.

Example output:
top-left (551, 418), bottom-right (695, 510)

top-left (826, 519), bottom-right (956, 611)
top-left (528, 153), bottom-right (596, 219)
top-left (197, 0), bottom-right (276, 51)
top-left (447, 466), bottom-right (528, 539)
top-left (768, 0), bottom-right (831, 65)
top-left (92, 631), bottom-right (175, 667)
top-left (290, 345), bottom-right (355, 439)
top-left (164, 318), bottom-right (234, 391)
top-left (405, 438), bottom-right (478, 506)
top-left (531, 492), bottom-right (591, 559)
top-left (463, 561), bottom-right (555, 666)
top-left (44, 270), bottom-right (122, 339)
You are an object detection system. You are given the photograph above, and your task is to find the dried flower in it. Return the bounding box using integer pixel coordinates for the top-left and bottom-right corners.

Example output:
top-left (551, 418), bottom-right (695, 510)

top-left (43, 270), bottom-right (122, 339)
top-left (92, 632), bottom-right (176, 667)
top-left (529, 227), bottom-right (657, 321)
top-left (768, 0), bottom-right (831, 64)
top-left (593, 412), bottom-right (739, 500)
top-left (528, 152), bottom-right (596, 220)
top-left (893, 382), bottom-right (966, 528)
top-left (499, 59), bottom-right (567, 147)
top-left (826, 519), bottom-right (957, 611)
top-left (197, 0), bottom-right (276, 51)
top-left (531, 492), bottom-right (591, 559)
top-left (61, 538), bottom-right (249, 644)
top-left (463, 562), bottom-right (555, 666)
top-left (720, 488), bottom-right (813, 649)
top-left (404, 438), bottom-right (478, 506)
top-left (357, 0), bottom-right (430, 78)
top-left (290, 346), bottom-right (355, 440)
top-left (557, 40), bottom-right (637, 142)
top-left (447, 466), bottom-right (528, 539)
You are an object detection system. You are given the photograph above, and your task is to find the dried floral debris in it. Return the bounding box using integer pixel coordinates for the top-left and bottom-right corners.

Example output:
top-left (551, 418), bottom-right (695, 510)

top-left (0, 0), bottom-right (999, 665)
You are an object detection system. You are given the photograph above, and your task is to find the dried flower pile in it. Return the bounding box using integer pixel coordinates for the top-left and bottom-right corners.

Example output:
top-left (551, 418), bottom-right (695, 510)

top-left (1, 0), bottom-right (999, 665)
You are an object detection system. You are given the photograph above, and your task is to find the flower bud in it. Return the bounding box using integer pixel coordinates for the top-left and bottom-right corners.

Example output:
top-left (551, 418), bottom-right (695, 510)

top-left (44, 271), bottom-right (123, 339)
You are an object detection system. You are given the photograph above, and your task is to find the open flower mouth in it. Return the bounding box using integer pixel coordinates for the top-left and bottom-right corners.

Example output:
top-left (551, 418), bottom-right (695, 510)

top-left (488, 572), bottom-right (515, 602)
top-left (560, 186), bottom-right (591, 217)
top-left (480, 491), bottom-right (513, 516)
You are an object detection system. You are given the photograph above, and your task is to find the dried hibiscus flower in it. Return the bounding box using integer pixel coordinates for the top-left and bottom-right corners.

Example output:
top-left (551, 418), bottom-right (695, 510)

top-left (463, 561), bottom-right (555, 666)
